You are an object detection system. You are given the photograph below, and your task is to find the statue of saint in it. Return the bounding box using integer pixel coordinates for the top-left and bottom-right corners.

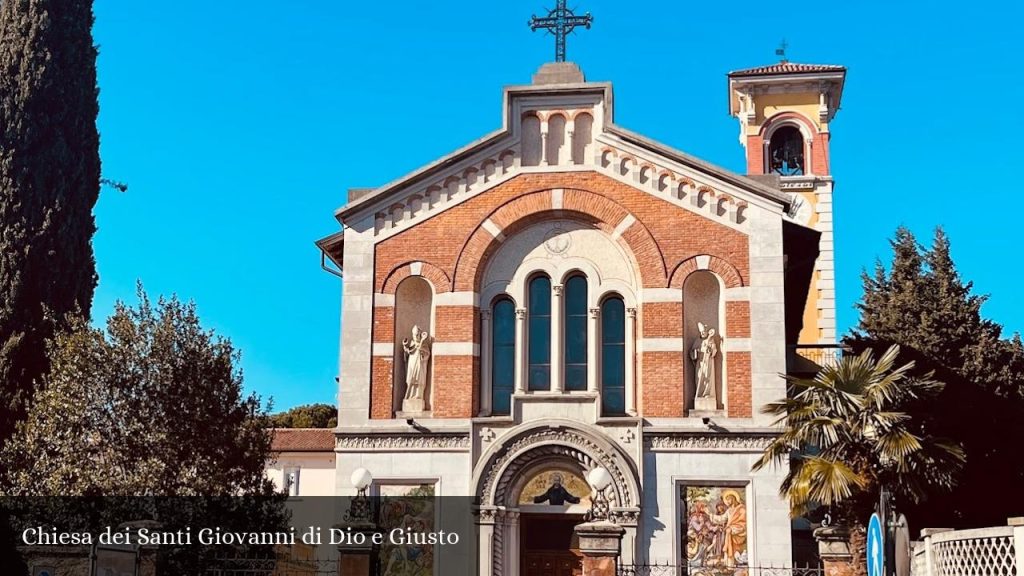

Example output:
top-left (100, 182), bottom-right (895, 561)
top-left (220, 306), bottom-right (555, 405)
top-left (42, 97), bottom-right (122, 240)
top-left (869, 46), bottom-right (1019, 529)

top-left (402, 325), bottom-right (431, 401)
top-left (533, 473), bottom-right (580, 506)
top-left (690, 322), bottom-right (718, 405)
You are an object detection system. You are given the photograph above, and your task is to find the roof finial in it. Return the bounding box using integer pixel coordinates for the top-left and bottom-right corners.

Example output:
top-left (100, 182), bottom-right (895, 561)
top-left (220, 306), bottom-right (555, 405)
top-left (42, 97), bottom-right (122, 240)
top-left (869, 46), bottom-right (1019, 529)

top-left (775, 39), bottom-right (789, 63)
top-left (529, 0), bottom-right (593, 63)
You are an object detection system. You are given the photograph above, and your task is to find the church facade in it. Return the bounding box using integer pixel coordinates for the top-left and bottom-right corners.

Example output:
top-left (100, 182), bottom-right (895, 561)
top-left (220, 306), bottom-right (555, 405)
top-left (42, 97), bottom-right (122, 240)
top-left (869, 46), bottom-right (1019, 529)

top-left (317, 58), bottom-right (845, 574)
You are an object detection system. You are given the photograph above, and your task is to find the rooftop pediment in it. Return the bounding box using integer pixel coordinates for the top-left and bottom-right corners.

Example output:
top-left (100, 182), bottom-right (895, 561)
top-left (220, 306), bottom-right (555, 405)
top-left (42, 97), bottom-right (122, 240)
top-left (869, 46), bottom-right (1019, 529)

top-left (334, 65), bottom-right (791, 240)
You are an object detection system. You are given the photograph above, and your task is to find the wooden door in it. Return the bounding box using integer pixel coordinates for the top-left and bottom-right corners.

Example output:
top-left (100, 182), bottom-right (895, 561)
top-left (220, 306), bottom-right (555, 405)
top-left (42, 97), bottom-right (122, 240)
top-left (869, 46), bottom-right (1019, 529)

top-left (520, 514), bottom-right (583, 576)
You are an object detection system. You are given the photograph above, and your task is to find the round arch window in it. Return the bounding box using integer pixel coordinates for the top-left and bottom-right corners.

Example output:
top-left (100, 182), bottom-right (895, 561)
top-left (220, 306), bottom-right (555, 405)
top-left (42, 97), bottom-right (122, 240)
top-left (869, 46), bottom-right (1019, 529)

top-left (768, 125), bottom-right (805, 176)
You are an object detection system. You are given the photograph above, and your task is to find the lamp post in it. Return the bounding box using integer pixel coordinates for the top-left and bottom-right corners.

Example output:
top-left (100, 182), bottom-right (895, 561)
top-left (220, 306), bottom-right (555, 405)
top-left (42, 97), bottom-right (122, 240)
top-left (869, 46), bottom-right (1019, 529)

top-left (338, 468), bottom-right (377, 576)
top-left (346, 468), bottom-right (374, 522)
top-left (587, 467), bottom-right (613, 522)
top-left (575, 467), bottom-right (625, 576)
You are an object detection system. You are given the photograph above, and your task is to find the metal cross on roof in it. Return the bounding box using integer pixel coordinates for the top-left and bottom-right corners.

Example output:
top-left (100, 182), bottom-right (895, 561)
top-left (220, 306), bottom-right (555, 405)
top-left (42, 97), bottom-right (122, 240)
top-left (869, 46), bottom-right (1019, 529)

top-left (775, 39), bottom-right (789, 62)
top-left (529, 1), bottom-right (593, 63)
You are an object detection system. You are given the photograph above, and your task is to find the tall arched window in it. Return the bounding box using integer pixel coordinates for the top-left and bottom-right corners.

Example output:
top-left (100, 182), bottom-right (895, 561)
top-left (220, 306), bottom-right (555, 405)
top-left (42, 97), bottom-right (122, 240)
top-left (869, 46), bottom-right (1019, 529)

top-left (768, 125), bottom-right (805, 176)
top-left (528, 275), bottom-right (551, 391)
top-left (491, 298), bottom-right (516, 415)
top-left (601, 296), bottom-right (626, 415)
top-left (563, 275), bottom-right (588, 391)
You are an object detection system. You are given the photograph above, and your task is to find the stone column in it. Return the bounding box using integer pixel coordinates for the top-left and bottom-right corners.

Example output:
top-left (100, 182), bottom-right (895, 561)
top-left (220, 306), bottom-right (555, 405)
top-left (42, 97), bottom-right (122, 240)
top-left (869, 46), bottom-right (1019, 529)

top-left (477, 509), bottom-right (499, 576)
top-left (514, 308), bottom-right (527, 393)
top-left (506, 511), bottom-right (521, 576)
top-left (575, 521), bottom-right (625, 576)
top-left (336, 522), bottom-right (378, 576)
top-left (588, 307), bottom-right (600, 392)
top-left (625, 307), bottom-right (637, 415)
top-left (540, 122), bottom-right (550, 167)
top-left (551, 284), bottom-right (564, 393)
top-left (480, 309), bottom-right (492, 415)
top-left (814, 525), bottom-right (854, 576)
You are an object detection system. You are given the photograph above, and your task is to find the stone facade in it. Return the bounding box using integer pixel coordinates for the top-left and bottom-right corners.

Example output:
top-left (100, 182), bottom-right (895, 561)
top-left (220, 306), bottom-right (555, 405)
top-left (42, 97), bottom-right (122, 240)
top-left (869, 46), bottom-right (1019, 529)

top-left (319, 60), bottom-right (844, 574)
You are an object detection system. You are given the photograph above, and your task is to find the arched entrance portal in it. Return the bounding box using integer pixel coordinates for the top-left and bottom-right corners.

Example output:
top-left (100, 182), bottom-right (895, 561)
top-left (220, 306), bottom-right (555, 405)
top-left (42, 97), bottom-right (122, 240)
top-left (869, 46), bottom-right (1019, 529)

top-left (472, 420), bottom-right (641, 576)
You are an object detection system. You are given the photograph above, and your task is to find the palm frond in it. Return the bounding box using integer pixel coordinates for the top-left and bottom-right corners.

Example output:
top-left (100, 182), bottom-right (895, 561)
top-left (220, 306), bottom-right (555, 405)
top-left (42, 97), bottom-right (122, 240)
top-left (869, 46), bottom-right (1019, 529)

top-left (799, 456), bottom-right (869, 506)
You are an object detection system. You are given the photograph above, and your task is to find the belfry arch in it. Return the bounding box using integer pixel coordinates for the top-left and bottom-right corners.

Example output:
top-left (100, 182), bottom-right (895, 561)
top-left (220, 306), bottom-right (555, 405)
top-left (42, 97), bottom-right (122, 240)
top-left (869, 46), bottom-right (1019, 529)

top-left (471, 419), bottom-right (642, 576)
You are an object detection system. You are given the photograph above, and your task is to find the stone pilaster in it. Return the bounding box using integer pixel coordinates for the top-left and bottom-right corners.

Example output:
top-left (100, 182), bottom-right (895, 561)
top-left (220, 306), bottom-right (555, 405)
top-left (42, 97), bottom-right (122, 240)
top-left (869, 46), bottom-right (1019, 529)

top-left (575, 521), bottom-right (625, 576)
top-left (336, 522), bottom-right (378, 576)
top-left (814, 525), bottom-right (854, 576)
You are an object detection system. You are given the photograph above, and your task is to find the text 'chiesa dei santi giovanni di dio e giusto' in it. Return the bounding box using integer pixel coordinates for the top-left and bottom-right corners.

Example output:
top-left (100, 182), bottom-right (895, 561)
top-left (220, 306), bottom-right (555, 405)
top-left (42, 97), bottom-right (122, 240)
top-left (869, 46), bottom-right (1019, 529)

top-left (313, 44), bottom-right (846, 575)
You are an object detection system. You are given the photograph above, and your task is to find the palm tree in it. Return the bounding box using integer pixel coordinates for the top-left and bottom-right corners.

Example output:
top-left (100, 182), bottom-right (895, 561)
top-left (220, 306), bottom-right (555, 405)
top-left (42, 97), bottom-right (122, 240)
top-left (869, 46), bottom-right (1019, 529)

top-left (753, 345), bottom-right (964, 570)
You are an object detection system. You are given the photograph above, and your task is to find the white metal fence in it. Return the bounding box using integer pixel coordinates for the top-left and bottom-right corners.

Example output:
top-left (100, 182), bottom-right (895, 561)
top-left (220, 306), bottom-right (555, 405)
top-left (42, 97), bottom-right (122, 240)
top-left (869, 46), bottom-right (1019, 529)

top-left (912, 524), bottom-right (1024, 576)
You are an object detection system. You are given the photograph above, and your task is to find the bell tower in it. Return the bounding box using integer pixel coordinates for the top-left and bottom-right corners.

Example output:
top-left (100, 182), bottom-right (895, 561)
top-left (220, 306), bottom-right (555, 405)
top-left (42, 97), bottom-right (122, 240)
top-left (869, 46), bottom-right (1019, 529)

top-left (727, 56), bottom-right (846, 345)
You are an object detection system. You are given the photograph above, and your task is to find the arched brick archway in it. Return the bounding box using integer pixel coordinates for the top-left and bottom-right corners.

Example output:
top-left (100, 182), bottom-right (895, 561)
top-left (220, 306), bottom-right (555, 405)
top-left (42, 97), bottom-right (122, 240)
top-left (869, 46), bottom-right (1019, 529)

top-left (381, 260), bottom-right (452, 294)
top-left (452, 188), bottom-right (667, 292)
top-left (668, 254), bottom-right (745, 289)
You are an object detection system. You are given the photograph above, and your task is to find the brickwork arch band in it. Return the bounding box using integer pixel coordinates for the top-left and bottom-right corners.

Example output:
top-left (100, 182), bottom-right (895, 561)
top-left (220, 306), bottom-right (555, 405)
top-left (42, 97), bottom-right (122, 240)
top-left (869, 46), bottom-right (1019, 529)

top-left (668, 254), bottom-right (744, 289)
top-left (452, 188), bottom-right (667, 292)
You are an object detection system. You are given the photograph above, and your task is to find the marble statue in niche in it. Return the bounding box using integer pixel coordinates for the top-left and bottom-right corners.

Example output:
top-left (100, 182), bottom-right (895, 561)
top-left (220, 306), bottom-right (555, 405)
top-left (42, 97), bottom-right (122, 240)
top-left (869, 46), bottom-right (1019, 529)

top-left (690, 322), bottom-right (719, 412)
top-left (402, 325), bottom-right (431, 413)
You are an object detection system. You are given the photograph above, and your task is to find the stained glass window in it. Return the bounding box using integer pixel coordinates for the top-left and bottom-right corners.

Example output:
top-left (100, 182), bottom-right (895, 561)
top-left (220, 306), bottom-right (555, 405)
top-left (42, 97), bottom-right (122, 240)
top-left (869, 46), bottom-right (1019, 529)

top-left (491, 298), bottom-right (515, 415)
top-left (564, 275), bottom-right (588, 391)
top-left (528, 275), bottom-right (551, 391)
top-left (601, 296), bottom-right (626, 415)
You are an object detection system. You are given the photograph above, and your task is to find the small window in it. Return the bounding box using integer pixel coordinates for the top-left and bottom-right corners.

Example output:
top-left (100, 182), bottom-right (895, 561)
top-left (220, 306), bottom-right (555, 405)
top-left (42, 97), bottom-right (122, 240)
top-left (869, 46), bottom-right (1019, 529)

top-left (563, 275), bottom-right (588, 391)
top-left (601, 297), bottom-right (626, 415)
top-left (528, 276), bottom-right (551, 391)
top-left (768, 125), bottom-right (805, 176)
top-left (491, 298), bottom-right (516, 414)
top-left (284, 468), bottom-right (300, 496)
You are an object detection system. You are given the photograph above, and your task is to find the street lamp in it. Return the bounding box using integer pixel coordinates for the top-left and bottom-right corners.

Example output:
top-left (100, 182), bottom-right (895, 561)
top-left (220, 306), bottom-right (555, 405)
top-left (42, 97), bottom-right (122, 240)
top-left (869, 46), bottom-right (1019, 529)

top-left (346, 468), bottom-right (374, 522)
top-left (587, 467), bottom-right (613, 521)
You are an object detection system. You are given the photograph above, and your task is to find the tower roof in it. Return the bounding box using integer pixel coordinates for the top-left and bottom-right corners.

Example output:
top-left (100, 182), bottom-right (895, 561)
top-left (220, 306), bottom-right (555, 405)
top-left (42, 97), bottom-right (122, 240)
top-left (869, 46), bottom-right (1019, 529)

top-left (728, 62), bottom-right (846, 77)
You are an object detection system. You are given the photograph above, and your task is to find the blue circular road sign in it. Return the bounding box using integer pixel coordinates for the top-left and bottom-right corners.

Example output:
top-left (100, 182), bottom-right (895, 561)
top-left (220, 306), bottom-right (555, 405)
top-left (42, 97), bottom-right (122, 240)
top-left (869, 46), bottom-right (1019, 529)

top-left (867, 513), bottom-right (885, 576)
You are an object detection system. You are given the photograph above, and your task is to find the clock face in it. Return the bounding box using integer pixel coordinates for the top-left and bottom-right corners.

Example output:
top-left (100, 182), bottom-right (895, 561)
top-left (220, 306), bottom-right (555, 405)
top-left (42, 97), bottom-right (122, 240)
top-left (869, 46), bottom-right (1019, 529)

top-left (787, 193), bottom-right (813, 225)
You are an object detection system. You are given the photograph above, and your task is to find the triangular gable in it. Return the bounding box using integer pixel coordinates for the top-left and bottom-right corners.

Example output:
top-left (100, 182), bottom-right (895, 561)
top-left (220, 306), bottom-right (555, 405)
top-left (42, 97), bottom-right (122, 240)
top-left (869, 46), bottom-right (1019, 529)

top-left (333, 80), bottom-right (791, 241)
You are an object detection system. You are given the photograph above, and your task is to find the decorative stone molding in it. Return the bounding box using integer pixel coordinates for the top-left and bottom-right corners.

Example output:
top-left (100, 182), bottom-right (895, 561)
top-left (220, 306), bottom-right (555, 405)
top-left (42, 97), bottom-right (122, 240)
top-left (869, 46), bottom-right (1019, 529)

top-left (619, 428), bottom-right (635, 444)
top-left (475, 423), bottom-right (640, 510)
top-left (778, 177), bottom-right (817, 191)
top-left (472, 421), bottom-right (642, 576)
top-left (373, 147), bottom-right (519, 236)
top-left (335, 434), bottom-right (470, 452)
top-left (476, 507), bottom-right (503, 524)
top-left (609, 509), bottom-right (641, 525)
top-left (367, 135), bottom-right (759, 243)
top-left (593, 145), bottom-right (749, 228)
top-left (645, 432), bottom-right (776, 452)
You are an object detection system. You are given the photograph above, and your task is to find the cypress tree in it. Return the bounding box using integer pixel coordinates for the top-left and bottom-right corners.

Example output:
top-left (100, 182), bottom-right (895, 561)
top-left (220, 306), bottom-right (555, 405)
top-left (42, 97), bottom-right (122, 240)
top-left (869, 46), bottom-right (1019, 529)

top-left (0, 0), bottom-right (101, 442)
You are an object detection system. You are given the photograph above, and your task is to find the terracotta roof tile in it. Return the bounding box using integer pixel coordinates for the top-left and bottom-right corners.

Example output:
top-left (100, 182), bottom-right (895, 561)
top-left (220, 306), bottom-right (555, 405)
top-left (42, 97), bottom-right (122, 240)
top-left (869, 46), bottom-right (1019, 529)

top-left (270, 428), bottom-right (335, 452)
top-left (729, 62), bottom-right (846, 77)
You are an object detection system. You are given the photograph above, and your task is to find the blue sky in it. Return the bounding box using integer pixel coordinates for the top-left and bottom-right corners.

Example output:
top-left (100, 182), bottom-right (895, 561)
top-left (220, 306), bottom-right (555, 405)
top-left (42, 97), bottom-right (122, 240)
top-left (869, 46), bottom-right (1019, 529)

top-left (90, 0), bottom-right (1024, 410)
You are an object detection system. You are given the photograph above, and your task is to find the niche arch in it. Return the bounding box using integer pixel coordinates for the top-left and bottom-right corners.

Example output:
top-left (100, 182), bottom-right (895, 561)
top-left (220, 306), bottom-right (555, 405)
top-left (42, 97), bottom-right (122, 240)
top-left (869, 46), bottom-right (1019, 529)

top-left (393, 276), bottom-right (434, 412)
top-left (683, 270), bottom-right (725, 411)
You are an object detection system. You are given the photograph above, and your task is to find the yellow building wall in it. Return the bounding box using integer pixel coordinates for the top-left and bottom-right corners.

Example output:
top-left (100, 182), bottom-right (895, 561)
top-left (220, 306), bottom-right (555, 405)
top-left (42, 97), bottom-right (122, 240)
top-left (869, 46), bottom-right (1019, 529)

top-left (744, 92), bottom-right (827, 136)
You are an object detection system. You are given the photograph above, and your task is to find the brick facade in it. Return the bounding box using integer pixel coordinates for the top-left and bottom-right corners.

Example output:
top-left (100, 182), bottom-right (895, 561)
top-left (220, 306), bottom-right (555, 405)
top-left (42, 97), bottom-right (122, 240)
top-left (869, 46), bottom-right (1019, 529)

top-left (368, 170), bottom-right (754, 420)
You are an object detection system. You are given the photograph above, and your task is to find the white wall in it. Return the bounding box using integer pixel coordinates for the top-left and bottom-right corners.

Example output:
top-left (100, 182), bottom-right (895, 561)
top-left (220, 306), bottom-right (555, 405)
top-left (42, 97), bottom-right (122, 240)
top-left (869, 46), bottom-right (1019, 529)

top-left (266, 452), bottom-right (337, 497)
top-left (641, 450), bottom-right (792, 567)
